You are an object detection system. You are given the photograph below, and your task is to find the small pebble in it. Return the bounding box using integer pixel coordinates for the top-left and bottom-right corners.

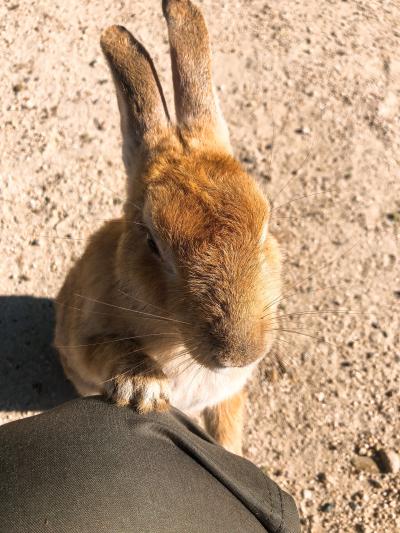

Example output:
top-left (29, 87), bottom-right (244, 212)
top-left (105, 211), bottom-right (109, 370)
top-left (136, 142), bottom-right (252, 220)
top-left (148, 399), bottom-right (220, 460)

top-left (351, 455), bottom-right (380, 474)
top-left (357, 445), bottom-right (369, 455)
top-left (375, 449), bottom-right (400, 474)
top-left (368, 479), bottom-right (382, 489)
top-left (316, 392), bottom-right (325, 402)
top-left (302, 489), bottom-right (313, 500)
top-left (319, 502), bottom-right (335, 513)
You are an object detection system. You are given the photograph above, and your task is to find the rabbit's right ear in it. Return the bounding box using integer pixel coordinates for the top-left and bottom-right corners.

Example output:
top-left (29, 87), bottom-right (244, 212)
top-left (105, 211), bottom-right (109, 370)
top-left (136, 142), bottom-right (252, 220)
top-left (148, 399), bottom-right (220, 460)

top-left (100, 26), bottom-right (171, 178)
top-left (163, 0), bottom-right (231, 152)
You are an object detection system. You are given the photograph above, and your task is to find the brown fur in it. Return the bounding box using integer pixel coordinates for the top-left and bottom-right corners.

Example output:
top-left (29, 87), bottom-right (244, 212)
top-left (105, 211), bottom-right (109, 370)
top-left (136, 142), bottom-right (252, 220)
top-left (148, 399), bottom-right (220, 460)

top-left (162, 0), bottom-right (231, 150)
top-left (204, 390), bottom-right (246, 455)
top-left (54, 0), bottom-right (282, 454)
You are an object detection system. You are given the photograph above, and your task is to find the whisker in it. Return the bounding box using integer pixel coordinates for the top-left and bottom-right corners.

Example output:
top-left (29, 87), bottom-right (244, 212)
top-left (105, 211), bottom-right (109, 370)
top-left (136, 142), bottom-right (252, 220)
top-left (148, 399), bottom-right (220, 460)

top-left (266, 327), bottom-right (332, 345)
top-left (272, 188), bottom-right (334, 212)
top-left (57, 332), bottom-right (180, 349)
top-left (264, 309), bottom-right (367, 322)
top-left (272, 144), bottom-right (315, 202)
top-left (268, 110), bottom-right (276, 175)
top-left (171, 356), bottom-right (197, 377)
top-left (117, 287), bottom-right (169, 315)
top-left (55, 299), bottom-right (197, 332)
top-left (84, 176), bottom-right (141, 213)
top-left (100, 349), bottom-right (153, 384)
top-left (186, 355), bottom-right (204, 388)
top-left (271, 205), bottom-right (333, 222)
top-left (101, 343), bottom-right (199, 385)
top-left (55, 300), bottom-right (129, 320)
top-left (35, 234), bottom-right (88, 242)
top-left (270, 338), bottom-right (309, 374)
top-left (101, 352), bottom-right (183, 385)
top-left (263, 239), bottom-right (361, 314)
top-left (93, 218), bottom-right (147, 229)
top-left (73, 293), bottom-right (191, 326)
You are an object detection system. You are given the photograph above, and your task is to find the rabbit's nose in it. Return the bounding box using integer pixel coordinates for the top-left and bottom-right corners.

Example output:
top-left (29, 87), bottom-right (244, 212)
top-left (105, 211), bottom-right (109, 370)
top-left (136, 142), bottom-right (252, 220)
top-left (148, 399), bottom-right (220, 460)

top-left (207, 328), bottom-right (264, 368)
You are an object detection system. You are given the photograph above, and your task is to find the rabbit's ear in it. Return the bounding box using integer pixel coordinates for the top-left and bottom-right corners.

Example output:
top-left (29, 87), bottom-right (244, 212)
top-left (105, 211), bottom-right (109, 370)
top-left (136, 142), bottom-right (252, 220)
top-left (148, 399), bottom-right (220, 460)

top-left (101, 26), bottom-right (171, 176)
top-left (162, 0), bottom-right (231, 151)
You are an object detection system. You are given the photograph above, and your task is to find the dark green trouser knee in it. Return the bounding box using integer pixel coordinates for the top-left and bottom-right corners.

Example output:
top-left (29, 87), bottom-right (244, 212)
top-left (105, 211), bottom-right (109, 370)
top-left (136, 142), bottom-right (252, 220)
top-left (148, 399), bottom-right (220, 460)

top-left (0, 397), bottom-right (300, 533)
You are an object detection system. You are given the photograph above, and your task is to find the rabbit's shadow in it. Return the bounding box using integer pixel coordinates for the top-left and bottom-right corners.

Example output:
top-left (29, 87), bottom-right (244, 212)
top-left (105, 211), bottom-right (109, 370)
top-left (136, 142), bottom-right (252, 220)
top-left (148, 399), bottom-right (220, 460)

top-left (0, 295), bottom-right (76, 413)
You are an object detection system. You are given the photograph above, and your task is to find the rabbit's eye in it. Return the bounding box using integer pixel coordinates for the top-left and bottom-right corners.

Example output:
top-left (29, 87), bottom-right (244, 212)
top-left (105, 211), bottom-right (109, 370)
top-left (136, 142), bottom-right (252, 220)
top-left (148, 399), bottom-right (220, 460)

top-left (147, 233), bottom-right (160, 257)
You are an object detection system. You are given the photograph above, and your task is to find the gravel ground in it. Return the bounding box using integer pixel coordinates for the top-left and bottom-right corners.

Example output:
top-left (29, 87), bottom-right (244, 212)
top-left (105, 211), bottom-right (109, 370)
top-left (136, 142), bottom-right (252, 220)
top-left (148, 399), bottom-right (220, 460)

top-left (1, 1), bottom-right (399, 531)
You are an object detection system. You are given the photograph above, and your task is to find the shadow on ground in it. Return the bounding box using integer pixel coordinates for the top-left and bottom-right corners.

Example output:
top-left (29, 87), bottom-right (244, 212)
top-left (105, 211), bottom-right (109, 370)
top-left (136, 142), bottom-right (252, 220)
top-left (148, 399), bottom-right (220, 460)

top-left (0, 295), bottom-right (76, 412)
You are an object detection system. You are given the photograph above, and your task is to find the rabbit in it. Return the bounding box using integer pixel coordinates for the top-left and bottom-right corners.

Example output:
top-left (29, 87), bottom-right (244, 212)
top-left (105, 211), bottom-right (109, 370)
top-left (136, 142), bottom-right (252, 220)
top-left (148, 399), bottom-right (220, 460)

top-left (54, 0), bottom-right (282, 455)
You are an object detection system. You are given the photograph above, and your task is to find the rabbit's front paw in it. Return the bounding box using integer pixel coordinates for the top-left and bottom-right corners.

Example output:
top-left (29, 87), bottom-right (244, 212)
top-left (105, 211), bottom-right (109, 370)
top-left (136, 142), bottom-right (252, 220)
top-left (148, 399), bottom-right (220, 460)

top-left (105, 371), bottom-right (170, 413)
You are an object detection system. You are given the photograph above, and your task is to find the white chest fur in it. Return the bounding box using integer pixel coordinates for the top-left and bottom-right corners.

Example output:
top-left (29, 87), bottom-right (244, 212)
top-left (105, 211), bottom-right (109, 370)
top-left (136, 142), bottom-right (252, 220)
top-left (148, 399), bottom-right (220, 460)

top-left (163, 356), bottom-right (257, 415)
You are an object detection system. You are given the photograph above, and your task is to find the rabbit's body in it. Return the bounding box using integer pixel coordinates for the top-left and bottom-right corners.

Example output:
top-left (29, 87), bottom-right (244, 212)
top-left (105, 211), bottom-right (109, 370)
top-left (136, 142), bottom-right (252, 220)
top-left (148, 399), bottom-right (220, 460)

top-left (55, 0), bottom-right (282, 455)
top-left (55, 178), bottom-right (266, 414)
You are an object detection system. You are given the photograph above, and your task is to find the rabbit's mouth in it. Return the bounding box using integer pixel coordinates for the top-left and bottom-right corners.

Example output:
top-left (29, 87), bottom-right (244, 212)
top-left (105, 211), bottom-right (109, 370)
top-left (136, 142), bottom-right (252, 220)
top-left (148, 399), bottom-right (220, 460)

top-left (188, 337), bottom-right (271, 370)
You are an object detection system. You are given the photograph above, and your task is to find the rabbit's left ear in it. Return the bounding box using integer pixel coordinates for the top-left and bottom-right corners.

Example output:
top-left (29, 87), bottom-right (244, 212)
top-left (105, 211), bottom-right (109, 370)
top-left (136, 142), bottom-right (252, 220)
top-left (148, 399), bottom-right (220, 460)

top-left (101, 25), bottom-right (171, 178)
top-left (163, 0), bottom-right (231, 152)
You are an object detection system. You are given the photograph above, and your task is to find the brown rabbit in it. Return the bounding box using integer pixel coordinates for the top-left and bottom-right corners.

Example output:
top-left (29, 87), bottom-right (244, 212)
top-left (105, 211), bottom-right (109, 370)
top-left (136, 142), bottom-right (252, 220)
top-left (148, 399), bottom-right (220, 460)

top-left (54, 0), bottom-right (282, 455)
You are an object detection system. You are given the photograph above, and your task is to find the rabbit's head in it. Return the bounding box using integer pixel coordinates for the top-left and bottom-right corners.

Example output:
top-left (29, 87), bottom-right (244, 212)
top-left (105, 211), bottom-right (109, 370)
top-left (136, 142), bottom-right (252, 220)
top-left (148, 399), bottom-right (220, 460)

top-left (100, 0), bottom-right (282, 369)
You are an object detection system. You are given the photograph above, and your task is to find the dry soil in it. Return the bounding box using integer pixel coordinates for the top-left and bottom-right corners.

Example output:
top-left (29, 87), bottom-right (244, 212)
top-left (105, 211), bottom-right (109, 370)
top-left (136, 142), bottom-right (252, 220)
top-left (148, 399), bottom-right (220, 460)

top-left (1, 1), bottom-right (399, 531)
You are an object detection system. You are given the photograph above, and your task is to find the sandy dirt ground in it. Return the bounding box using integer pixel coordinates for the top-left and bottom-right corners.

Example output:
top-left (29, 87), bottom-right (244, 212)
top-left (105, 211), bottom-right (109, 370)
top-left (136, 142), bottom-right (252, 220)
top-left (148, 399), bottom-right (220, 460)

top-left (1, 0), bottom-right (399, 531)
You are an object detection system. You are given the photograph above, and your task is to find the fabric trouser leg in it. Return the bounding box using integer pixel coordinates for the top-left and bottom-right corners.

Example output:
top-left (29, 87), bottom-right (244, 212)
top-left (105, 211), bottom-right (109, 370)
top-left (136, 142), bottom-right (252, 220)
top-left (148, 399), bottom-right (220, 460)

top-left (0, 397), bottom-right (300, 533)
